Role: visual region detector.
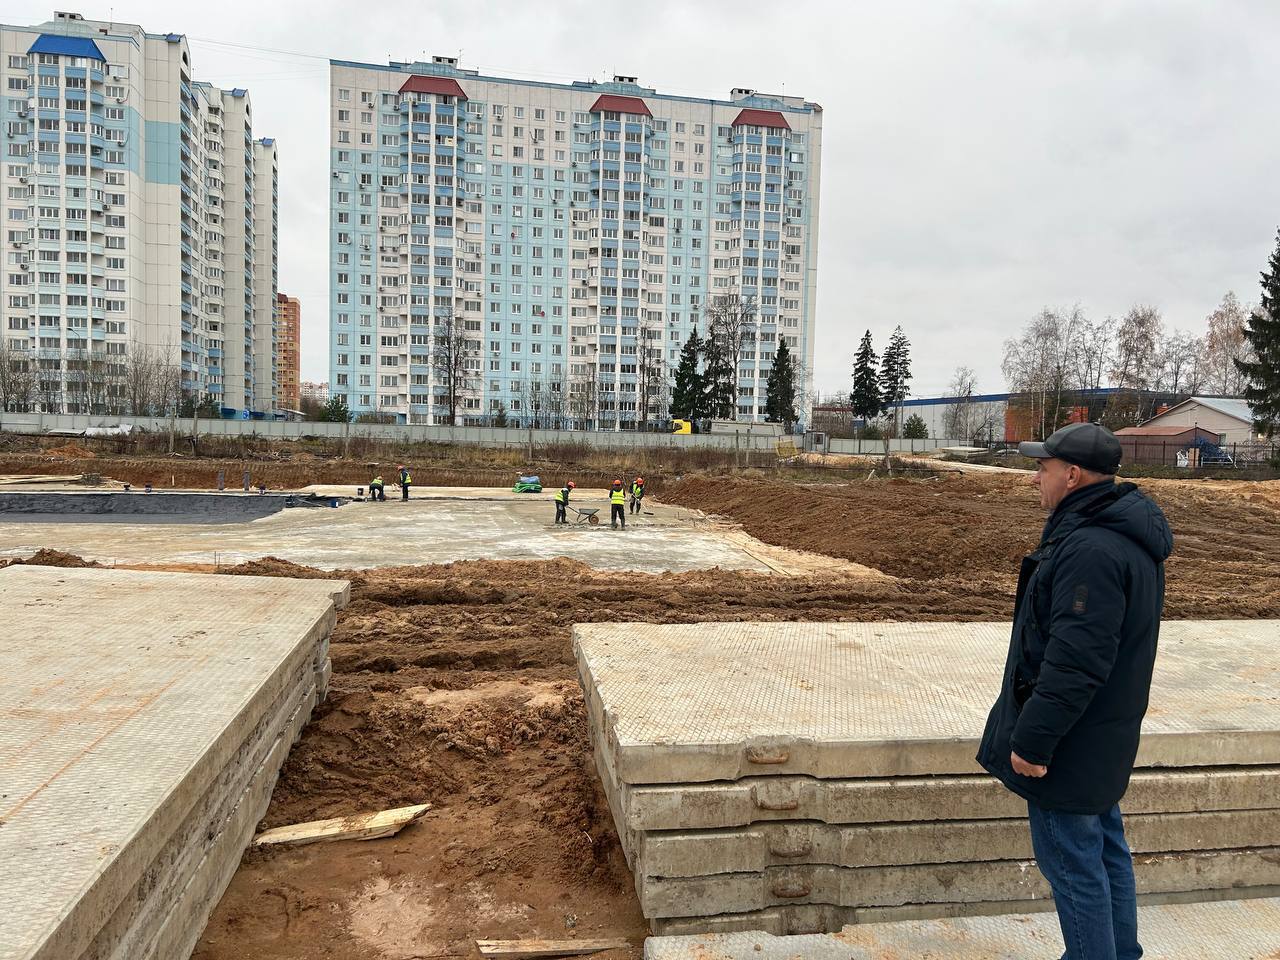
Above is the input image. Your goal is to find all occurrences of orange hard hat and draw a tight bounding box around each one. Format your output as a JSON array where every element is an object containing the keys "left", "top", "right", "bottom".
[
  {"left": 636, "top": 476, "right": 645, "bottom": 483},
  {"left": 613, "top": 479, "right": 622, "bottom": 485},
  {"left": 567, "top": 481, "right": 576, "bottom": 489}
]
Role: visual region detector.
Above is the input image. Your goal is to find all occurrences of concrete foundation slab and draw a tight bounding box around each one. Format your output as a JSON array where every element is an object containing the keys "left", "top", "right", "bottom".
[
  {"left": 637, "top": 848, "right": 1280, "bottom": 919},
  {"left": 637, "top": 808, "right": 1280, "bottom": 878},
  {"left": 618, "top": 766, "right": 1280, "bottom": 832},
  {"left": 0, "top": 498, "right": 769, "bottom": 573},
  {"left": 575, "top": 621, "right": 1280, "bottom": 784},
  {"left": 0, "top": 566, "right": 347, "bottom": 960},
  {"left": 643, "top": 896, "right": 1280, "bottom": 959}
]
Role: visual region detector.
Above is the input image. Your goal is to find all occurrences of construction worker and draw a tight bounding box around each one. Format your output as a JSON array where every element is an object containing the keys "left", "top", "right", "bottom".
[
  {"left": 554, "top": 480, "right": 576, "bottom": 524},
  {"left": 610, "top": 479, "right": 627, "bottom": 529},
  {"left": 629, "top": 476, "right": 646, "bottom": 515},
  {"left": 369, "top": 475, "right": 385, "bottom": 502},
  {"left": 398, "top": 464, "right": 412, "bottom": 501}
]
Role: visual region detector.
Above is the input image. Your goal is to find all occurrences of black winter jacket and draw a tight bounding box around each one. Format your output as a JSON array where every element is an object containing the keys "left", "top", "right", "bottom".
[{"left": 976, "top": 480, "right": 1174, "bottom": 813}]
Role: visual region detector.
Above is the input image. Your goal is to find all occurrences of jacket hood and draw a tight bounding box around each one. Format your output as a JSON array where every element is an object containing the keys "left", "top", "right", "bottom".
[{"left": 1089, "top": 483, "right": 1174, "bottom": 563}]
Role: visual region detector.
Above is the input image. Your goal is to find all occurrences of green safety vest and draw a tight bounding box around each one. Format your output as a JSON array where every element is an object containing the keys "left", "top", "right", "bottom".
[
  {"left": 401, "top": 471, "right": 412, "bottom": 483},
  {"left": 611, "top": 489, "right": 625, "bottom": 505},
  {"left": 371, "top": 477, "right": 383, "bottom": 486},
  {"left": 555, "top": 488, "right": 569, "bottom": 503},
  {"left": 631, "top": 483, "right": 643, "bottom": 497}
]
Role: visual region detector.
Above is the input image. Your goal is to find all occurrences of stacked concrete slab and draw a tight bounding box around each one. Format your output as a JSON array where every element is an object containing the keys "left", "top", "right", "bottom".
[
  {"left": 643, "top": 897, "right": 1280, "bottom": 959},
  {"left": 574, "top": 621, "right": 1280, "bottom": 935},
  {"left": 0, "top": 566, "right": 349, "bottom": 960}
]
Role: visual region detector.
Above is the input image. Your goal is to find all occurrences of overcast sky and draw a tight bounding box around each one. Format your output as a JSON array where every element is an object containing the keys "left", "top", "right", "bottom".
[{"left": 12, "top": 1, "right": 1280, "bottom": 397}]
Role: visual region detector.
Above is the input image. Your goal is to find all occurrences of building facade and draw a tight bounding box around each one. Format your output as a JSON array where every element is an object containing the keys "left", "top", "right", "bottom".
[
  {"left": 276, "top": 291, "right": 300, "bottom": 409},
  {"left": 299, "top": 380, "right": 328, "bottom": 404},
  {"left": 0, "top": 11, "right": 278, "bottom": 417},
  {"left": 328, "top": 57, "right": 822, "bottom": 427}
]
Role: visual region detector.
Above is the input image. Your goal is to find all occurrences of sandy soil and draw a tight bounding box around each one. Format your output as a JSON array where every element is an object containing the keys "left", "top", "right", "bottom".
[{"left": 7, "top": 469, "right": 1276, "bottom": 960}]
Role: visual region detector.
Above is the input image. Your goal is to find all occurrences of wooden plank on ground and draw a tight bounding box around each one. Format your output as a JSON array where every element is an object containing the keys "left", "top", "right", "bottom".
[
  {"left": 251, "top": 802, "right": 431, "bottom": 848},
  {"left": 476, "top": 939, "right": 632, "bottom": 957}
]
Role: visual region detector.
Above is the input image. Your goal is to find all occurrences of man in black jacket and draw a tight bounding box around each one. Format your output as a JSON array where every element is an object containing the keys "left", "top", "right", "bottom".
[{"left": 977, "top": 422, "right": 1173, "bottom": 960}]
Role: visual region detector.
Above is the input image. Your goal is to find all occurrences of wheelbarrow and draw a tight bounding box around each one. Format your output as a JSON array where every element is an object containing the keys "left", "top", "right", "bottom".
[{"left": 568, "top": 506, "right": 601, "bottom": 526}]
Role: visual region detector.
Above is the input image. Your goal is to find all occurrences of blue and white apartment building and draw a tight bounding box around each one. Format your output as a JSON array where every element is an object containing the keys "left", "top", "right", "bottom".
[
  {"left": 329, "top": 56, "right": 822, "bottom": 427},
  {"left": 0, "top": 11, "right": 279, "bottom": 417}
]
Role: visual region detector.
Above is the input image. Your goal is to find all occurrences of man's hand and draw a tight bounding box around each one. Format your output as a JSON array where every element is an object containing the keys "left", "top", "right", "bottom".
[{"left": 1011, "top": 751, "right": 1048, "bottom": 778}]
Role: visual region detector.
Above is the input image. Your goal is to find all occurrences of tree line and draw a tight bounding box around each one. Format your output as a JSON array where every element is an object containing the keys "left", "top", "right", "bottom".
[
  {"left": 385, "top": 293, "right": 808, "bottom": 432},
  {"left": 1001, "top": 230, "right": 1280, "bottom": 439}
]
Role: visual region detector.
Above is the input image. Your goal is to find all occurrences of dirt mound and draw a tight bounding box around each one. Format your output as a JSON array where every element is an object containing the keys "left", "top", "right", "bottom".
[
  {"left": 663, "top": 473, "right": 1043, "bottom": 580},
  {"left": 221, "top": 556, "right": 347, "bottom": 580},
  {"left": 660, "top": 474, "right": 1280, "bottom": 619},
  {"left": 1, "top": 549, "right": 100, "bottom": 569},
  {"left": 44, "top": 441, "right": 96, "bottom": 460}
]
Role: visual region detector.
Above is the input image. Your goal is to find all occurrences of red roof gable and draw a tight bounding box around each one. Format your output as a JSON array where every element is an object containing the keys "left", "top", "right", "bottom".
[
  {"left": 731, "top": 108, "right": 791, "bottom": 130},
  {"left": 589, "top": 94, "right": 652, "bottom": 117},
  {"left": 398, "top": 76, "right": 468, "bottom": 100}
]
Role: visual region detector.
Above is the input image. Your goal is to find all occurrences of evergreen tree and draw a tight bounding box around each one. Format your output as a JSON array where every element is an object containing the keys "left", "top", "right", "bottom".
[
  {"left": 702, "top": 336, "right": 736, "bottom": 419},
  {"left": 1237, "top": 229, "right": 1280, "bottom": 435},
  {"left": 319, "top": 395, "right": 351, "bottom": 423},
  {"left": 764, "top": 337, "right": 798, "bottom": 429},
  {"left": 902, "top": 413, "right": 928, "bottom": 440},
  {"left": 670, "top": 327, "right": 706, "bottom": 420},
  {"left": 879, "top": 325, "right": 913, "bottom": 430},
  {"left": 851, "top": 330, "right": 883, "bottom": 426}
]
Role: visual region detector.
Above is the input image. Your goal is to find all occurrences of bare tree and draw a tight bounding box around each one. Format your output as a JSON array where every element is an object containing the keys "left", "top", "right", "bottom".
[
  {"left": 1068, "top": 314, "right": 1114, "bottom": 393},
  {"left": 568, "top": 365, "right": 598, "bottom": 430},
  {"left": 430, "top": 306, "right": 477, "bottom": 426},
  {"left": 1110, "top": 305, "right": 1163, "bottom": 391},
  {"left": 122, "top": 342, "right": 169, "bottom": 416},
  {"left": 704, "top": 293, "right": 757, "bottom": 418},
  {"left": 36, "top": 356, "right": 63, "bottom": 414},
  {"left": 0, "top": 338, "right": 36, "bottom": 414},
  {"left": 544, "top": 376, "right": 568, "bottom": 430},
  {"left": 515, "top": 375, "right": 548, "bottom": 428},
  {"left": 634, "top": 339, "right": 668, "bottom": 431},
  {"left": 1002, "top": 306, "right": 1083, "bottom": 439},
  {"left": 1155, "top": 330, "right": 1203, "bottom": 397},
  {"left": 1202, "top": 291, "right": 1253, "bottom": 395},
  {"left": 944, "top": 365, "right": 980, "bottom": 441}
]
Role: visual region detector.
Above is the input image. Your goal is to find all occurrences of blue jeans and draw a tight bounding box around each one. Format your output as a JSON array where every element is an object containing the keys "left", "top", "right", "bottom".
[{"left": 1027, "top": 802, "right": 1143, "bottom": 960}]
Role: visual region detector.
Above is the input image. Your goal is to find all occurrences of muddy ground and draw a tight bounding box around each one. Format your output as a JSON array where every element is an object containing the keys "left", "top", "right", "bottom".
[{"left": 7, "top": 468, "right": 1276, "bottom": 959}]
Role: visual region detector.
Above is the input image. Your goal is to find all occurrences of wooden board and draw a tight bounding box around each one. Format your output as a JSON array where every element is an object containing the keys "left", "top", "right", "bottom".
[
  {"left": 251, "top": 802, "right": 431, "bottom": 848},
  {"left": 476, "top": 939, "right": 632, "bottom": 957}
]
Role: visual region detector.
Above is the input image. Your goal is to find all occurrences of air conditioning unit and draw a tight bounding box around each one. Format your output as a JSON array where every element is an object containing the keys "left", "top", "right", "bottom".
[
  {"left": 19, "top": 263, "right": 28, "bottom": 271},
  {"left": 18, "top": 176, "right": 28, "bottom": 184}
]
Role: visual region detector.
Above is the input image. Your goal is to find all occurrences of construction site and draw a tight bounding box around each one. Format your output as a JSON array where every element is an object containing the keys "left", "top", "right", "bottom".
[{"left": 2, "top": 435, "right": 1279, "bottom": 960}]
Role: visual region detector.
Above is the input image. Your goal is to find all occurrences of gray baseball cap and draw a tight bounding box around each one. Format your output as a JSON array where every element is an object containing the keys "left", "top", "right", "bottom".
[{"left": 1018, "top": 422, "right": 1122, "bottom": 474}]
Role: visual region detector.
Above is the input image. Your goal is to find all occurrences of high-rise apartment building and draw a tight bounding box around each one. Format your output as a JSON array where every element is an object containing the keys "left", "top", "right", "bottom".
[
  {"left": 328, "top": 57, "right": 821, "bottom": 427},
  {"left": 276, "top": 291, "right": 300, "bottom": 410},
  {"left": 0, "top": 11, "right": 278, "bottom": 417},
  {"left": 299, "top": 380, "right": 328, "bottom": 404}
]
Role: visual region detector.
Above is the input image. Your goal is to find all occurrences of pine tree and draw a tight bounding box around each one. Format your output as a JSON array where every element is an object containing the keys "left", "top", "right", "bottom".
[
  {"left": 702, "top": 336, "right": 736, "bottom": 419},
  {"left": 879, "top": 325, "right": 913, "bottom": 430},
  {"left": 1236, "top": 229, "right": 1280, "bottom": 435},
  {"left": 670, "top": 327, "right": 705, "bottom": 420},
  {"left": 851, "top": 330, "right": 883, "bottom": 426},
  {"left": 764, "top": 337, "right": 798, "bottom": 429},
  {"left": 902, "top": 413, "right": 928, "bottom": 440}
]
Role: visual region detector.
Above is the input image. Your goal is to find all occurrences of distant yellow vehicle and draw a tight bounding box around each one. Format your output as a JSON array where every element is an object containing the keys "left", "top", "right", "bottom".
[{"left": 671, "top": 419, "right": 692, "bottom": 435}]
